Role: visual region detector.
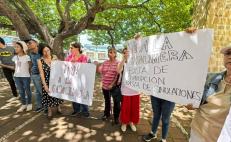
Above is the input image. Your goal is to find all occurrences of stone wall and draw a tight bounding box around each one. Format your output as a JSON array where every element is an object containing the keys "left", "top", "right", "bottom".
[{"left": 192, "top": 0, "right": 231, "bottom": 72}]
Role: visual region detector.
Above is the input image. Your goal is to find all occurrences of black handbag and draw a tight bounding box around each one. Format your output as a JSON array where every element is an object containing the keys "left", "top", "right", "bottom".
[
  {"left": 109, "top": 66, "right": 124, "bottom": 99},
  {"left": 109, "top": 73, "right": 122, "bottom": 99},
  {"left": 110, "top": 85, "right": 121, "bottom": 96}
]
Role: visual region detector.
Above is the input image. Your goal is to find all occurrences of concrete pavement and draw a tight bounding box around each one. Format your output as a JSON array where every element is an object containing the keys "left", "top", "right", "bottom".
[{"left": 0, "top": 77, "right": 193, "bottom": 142}]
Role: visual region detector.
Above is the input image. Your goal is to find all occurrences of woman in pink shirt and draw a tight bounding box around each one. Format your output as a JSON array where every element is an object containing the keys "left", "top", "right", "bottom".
[
  {"left": 65, "top": 42, "right": 90, "bottom": 117},
  {"left": 98, "top": 47, "right": 121, "bottom": 124}
]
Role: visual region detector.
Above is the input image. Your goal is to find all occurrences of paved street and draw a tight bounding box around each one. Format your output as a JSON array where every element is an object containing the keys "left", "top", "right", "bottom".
[{"left": 0, "top": 76, "right": 194, "bottom": 142}]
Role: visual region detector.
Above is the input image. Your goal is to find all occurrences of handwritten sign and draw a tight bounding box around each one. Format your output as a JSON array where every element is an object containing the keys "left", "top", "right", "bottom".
[
  {"left": 123, "top": 29, "right": 213, "bottom": 107},
  {"left": 49, "top": 61, "right": 96, "bottom": 106},
  {"left": 217, "top": 107, "right": 231, "bottom": 142}
]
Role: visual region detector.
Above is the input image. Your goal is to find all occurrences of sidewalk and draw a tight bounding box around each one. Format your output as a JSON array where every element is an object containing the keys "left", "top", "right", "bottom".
[{"left": 0, "top": 76, "right": 193, "bottom": 142}]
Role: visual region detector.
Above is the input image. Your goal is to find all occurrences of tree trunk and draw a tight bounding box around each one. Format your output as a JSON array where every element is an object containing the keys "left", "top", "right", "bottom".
[
  {"left": 0, "top": 0, "right": 30, "bottom": 40},
  {"left": 51, "top": 36, "right": 65, "bottom": 60}
]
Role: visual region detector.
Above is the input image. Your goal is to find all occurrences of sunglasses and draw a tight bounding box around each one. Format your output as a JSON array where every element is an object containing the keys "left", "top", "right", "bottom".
[{"left": 224, "top": 51, "right": 231, "bottom": 56}]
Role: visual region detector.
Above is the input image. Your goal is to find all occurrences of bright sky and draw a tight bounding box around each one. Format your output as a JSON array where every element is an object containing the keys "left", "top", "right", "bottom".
[{"left": 80, "top": 34, "right": 92, "bottom": 45}]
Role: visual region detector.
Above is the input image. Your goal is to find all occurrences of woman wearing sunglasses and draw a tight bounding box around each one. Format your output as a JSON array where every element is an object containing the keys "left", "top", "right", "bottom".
[{"left": 98, "top": 47, "right": 121, "bottom": 124}]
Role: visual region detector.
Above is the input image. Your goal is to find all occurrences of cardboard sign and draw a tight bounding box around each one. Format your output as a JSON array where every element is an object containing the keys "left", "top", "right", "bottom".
[
  {"left": 123, "top": 29, "right": 213, "bottom": 107},
  {"left": 49, "top": 61, "right": 96, "bottom": 106}
]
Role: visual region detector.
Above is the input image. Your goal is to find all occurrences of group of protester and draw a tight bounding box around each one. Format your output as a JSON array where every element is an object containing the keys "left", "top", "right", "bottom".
[
  {"left": 0, "top": 27, "right": 230, "bottom": 142},
  {"left": 98, "top": 34, "right": 176, "bottom": 142}
]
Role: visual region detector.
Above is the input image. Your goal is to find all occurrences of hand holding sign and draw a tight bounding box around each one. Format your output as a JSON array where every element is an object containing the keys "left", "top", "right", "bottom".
[
  {"left": 44, "top": 84, "right": 50, "bottom": 93},
  {"left": 185, "top": 27, "right": 197, "bottom": 33},
  {"left": 123, "top": 29, "right": 213, "bottom": 108}
]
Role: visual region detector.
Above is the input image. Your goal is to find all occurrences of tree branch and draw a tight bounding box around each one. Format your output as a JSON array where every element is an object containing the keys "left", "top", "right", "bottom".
[
  {"left": 64, "top": 0, "right": 76, "bottom": 20},
  {"left": 142, "top": 6, "right": 162, "bottom": 32},
  {"left": 0, "top": 0, "right": 30, "bottom": 39},
  {"left": 107, "top": 30, "right": 114, "bottom": 48},
  {"left": 56, "top": 0, "right": 65, "bottom": 21},
  {"left": 83, "top": 0, "right": 90, "bottom": 11},
  {"left": 103, "top": 0, "right": 151, "bottom": 10},
  {"left": 56, "top": 0, "right": 77, "bottom": 34},
  {"left": 0, "top": 13, "right": 6, "bottom": 16},
  {"left": 87, "top": 24, "right": 113, "bottom": 30},
  {"left": 16, "top": 0, "right": 53, "bottom": 44},
  {"left": 0, "top": 23, "right": 14, "bottom": 30},
  {"left": 60, "top": 0, "right": 150, "bottom": 39}
]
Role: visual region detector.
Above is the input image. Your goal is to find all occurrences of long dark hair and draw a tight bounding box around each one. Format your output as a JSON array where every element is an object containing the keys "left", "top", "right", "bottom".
[
  {"left": 122, "top": 47, "right": 128, "bottom": 54},
  {"left": 70, "top": 42, "right": 83, "bottom": 54},
  {"left": 38, "top": 43, "right": 52, "bottom": 56},
  {"left": 15, "top": 42, "right": 24, "bottom": 50}
]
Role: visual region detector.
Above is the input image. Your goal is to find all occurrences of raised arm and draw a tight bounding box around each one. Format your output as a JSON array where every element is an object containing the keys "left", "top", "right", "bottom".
[
  {"left": 117, "top": 49, "right": 129, "bottom": 73},
  {"left": 117, "top": 59, "right": 126, "bottom": 74}
]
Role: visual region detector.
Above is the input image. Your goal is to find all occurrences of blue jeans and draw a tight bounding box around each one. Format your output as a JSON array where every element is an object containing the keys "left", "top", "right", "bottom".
[
  {"left": 31, "top": 74, "right": 43, "bottom": 109},
  {"left": 14, "top": 77, "right": 32, "bottom": 105},
  {"left": 151, "top": 96, "right": 175, "bottom": 139},
  {"left": 72, "top": 102, "right": 89, "bottom": 115}
]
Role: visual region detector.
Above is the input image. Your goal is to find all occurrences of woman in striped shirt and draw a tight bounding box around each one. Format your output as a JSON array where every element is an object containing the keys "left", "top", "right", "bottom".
[{"left": 98, "top": 47, "right": 121, "bottom": 124}]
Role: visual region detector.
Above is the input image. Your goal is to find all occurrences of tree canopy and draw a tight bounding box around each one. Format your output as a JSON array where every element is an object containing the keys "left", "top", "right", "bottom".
[{"left": 0, "top": 0, "right": 195, "bottom": 57}]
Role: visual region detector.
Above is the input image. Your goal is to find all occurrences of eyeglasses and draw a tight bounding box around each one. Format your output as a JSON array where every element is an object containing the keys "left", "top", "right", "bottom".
[{"left": 224, "top": 51, "right": 231, "bottom": 56}]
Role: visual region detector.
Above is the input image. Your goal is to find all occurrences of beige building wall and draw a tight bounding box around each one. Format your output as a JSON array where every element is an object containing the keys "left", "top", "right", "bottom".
[{"left": 192, "top": 0, "right": 231, "bottom": 72}]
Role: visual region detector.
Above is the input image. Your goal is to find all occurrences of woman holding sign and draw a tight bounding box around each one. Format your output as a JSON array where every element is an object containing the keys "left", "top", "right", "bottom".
[
  {"left": 65, "top": 42, "right": 90, "bottom": 118},
  {"left": 117, "top": 34, "right": 141, "bottom": 132},
  {"left": 38, "top": 43, "right": 63, "bottom": 119}
]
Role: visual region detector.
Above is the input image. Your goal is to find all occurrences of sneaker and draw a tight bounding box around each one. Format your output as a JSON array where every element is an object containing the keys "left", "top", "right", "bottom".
[
  {"left": 101, "top": 115, "right": 110, "bottom": 121},
  {"left": 70, "top": 111, "right": 78, "bottom": 116},
  {"left": 26, "top": 104, "right": 33, "bottom": 111},
  {"left": 121, "top": 124, "right": 127, "bottom": 132},
  {"left": 114, "top": 118, "right": 119, "bottom": 125},
  {"left": 34, "top": 107, "right": 44, "bottom": 113},
  {"left": 159, "top": 139, "right": 167, "bottom": 142},
  {"left": 82, "top": 112, "right": 90, "bottom": 118},
  {"left": 129, "top": 123, "right": 136, "bottom": 132},
  {"left": 143, "top": 133, "right": 157, "bottom": 142},
  {"left": 17, "top": 105, "right": 27, "bottom": 113}
]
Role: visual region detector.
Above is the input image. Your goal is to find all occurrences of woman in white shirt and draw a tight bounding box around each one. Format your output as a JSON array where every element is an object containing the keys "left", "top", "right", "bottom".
[{"left": 12, "top": 41, "right": 32, "bottom": 112}]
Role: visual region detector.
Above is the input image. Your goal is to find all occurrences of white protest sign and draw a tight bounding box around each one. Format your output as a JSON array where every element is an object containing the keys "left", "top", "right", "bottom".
[
  {"left": 49, "top": 61, "right": 96, "bottom": 106},
  {"left": 217, "top": 107, "right": 231, "bottom": 142},
  {"left": 123, "top": 29, "right": 213, "bottom": 108}
]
